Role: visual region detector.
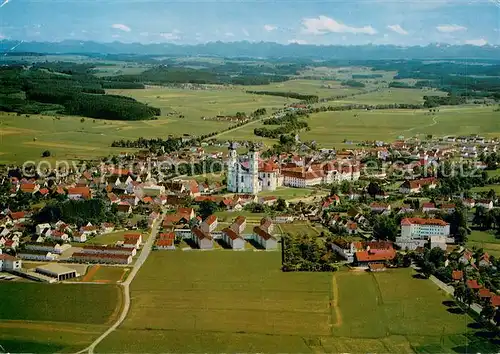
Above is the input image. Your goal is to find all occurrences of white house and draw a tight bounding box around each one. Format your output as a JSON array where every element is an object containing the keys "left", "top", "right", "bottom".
[
  {"left": 397, "top": 218, "right": 451, "bottom": 250},
  {"left": 229, "top": 216, "right": 247, "bottom": 235},
  {"left": 200, "top": 215, "right": 218, "bottom": 234},
  {"left": 191, "top": 227, "right": 213, "bottom": 249},
  {"left": 0, "top": 250, "right": 22, "bottom": 271},
  {"left": 252, "top": 224, "right": 278, "bottom": 250},
  {"left": 476, "top": 200, "right": 494, "bottom": 210},
  {"left": 72, "top": 232, "right": 87, "bottom": 243},
  {"left": 35, "top": 223, "right": 51, "bottom": 235},
  {"left": 222, "top": 228, "right": 245, "bottom": 250}
]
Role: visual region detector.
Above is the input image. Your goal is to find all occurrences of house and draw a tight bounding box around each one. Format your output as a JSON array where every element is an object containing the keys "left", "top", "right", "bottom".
[
  {"left": 178, "top": 207, "right": 196, "bottom": 220},
  {"left": 440, "top": 203, "right": 456, "bottom": 213},
  {"left": 35, "top": 223, "right": 51, "bottom": 235},
  {"left": 101, "top": 223, "right": 115, "bottom": 234},
  {"left": 50, "top": 230, "right": 69, "bottom": 242},
  {"left": 221, "top": 227, "right": 245, "bottom": 250},
  {"left": 0, "top": 250, "right": 22, "bottom": 271},
  {"left": 370, "top": 202, "right": 391, "bottom": 213},
  {"left": 399, "top": 177, "right": 437, "bottom": 194},
  {"left": 491, "top": 295, "right": 500, "bottom": 308},
  {"left": 274, "top": 215, "right": 294, "bottom": 224},
  {"left": 67, "top": 187, "right": 92, "bottom": 200},
  {"left": 354, "top": 247, "right": 396, "bottom": 266},
  {"left": 422, "top": 203, "right": 438, "bottom": 213},
  {"left": 229, "top": 216, "right": 247, "bottom": 235},
  {"left": 476, "top": 199, "right": 494, "bottom": 210},
  {"left": 466, "top": 279, "right": 482, "bottom": 290},
  {"left": 429, "top": 235, "right": 447, "bottom": 251},
  {"left": 191, "top": 226, "right": 213, "bottom": 249},
  {"left": 80, "top": 225, "right": 99, "bottom": 237},
  {"left": 451, "top": 270, "right": 463, "bottom": 281},
  {"left": 117, "top": 204, "right": 132, "bottom": 215},
  {"left": 345, "top": 221, "right": 358, "bottom": 235},
  {"left": 10, "top": 211, "right": 26, "bottom": 223},
  {"left": 123, "top": 233, "right": 142, "bottom": 249},
  {"left": 397, "top": 218, "right": 451, "bottom": 250},
  {"left": 459, "top": 250, "right": 474, "bottom": 265},
  {"left": 200, "top": 215, "right": 218, "bottom": 234},
  {"left": 463, "top": 199, "right": 476, "bottom": 208},
  {"left": 155, "top": 232, "right": 175, "bottom": 250},
  {"left": 479, "top": 253, "right": 491, "bottom": 267},
  {"left": 252, "top": 219, "right": 278, "bottom": 250},
  {"left": 72, "top": 232, "right": 87, "bottom": 243}
]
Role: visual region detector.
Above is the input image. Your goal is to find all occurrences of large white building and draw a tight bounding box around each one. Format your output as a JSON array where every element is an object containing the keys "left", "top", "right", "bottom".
[
  {"left": 227, "top": 144, "right": 281, "bottom": 194},
  {"left": 397, "top": 218, "right": 452, "bottom": 250}
]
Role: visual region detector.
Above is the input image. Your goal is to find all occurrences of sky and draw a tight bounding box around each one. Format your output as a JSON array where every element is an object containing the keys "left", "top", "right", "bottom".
[{"left": 0, "top": 0, "right": 499, "bottom": 46}]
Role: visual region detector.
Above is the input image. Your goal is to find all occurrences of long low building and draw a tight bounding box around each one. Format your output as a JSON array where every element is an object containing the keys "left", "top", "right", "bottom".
[
  {"left": 17, "top": 250, "right": 58, "bottom": 261},
  {"left": 25, "top": 243, "right": 70, "bottom": 254},
  {"left": 35, "top": 263, "right": 79, "bottom": 281},
  {"left": 81, "top": 245, "right": 136, "bottom": 257},
  {"left": 71, "top": 252, "right": 132, "bottom": 265}
]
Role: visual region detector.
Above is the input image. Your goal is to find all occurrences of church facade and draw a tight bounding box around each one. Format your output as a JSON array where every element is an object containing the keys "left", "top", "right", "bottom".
[{"left": 227, "top": 144, "right": 280, "bottom": 194}]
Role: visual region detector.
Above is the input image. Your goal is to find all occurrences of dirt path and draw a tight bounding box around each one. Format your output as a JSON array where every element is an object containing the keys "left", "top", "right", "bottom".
[
  {"left": 82, "top": 265, "right": 100, "bottom": 282},
  {"left": 330, "top": 274, "right": 343, "bottom": 328}
]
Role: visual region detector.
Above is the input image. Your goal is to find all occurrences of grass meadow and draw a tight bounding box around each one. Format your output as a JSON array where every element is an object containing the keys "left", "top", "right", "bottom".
[
  {"left": 0, "top": 282, "right": 122, "bottom": 352},
  {"left": 96, "top": 252, "right": 497, "bottom": 353}
]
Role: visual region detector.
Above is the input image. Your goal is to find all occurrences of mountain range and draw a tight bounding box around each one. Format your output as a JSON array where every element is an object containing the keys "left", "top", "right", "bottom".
[{"left": 1, "top": 40, "right": 500, "bottom": 60}]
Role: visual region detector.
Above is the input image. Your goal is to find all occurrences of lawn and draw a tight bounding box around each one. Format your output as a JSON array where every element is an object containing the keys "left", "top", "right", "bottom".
[
  {"left": 87, "top": 230, "right": 148, "bottom": 246},
  {"left": 81, "top": 265, "right": 131, "bottom": 283},
  {"left": 467, "top": 230, "right": 500, "bottom": 257},
  {"left": 470, "top": 184, "right": 500, "bottom": 194},
  {"left": 258, "top": 187, "right": 316, "bottom": 200},
  {"left": 278, "top": 222, "right": 320, "bottom": 236},
  {"left": 96, "top": 253, "right": 498, "bottom": 353},
  {"left": 0, "top": 282, "right": 122, "bottom": 352}
]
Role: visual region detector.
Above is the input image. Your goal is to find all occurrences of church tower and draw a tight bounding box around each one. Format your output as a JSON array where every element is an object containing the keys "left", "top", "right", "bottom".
[
  {"left": 227, "top": 142, "right": 238, "bottom": 192},
  {"left": 248, "top": 144, "right": 260, "bottom": 194}
]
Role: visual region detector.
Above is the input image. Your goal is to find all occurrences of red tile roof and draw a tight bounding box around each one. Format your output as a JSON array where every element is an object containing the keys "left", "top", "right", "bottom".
[
  {"left": 355, "top": 249, "right": 396, "bottom": 262},
  {"left": 452, "top": 270, "right": 463, "bottom": 281},
  {"left": 491, "top": 295, "right": 500, "bottom": 307},
  {"left": 124, "top": 233, "right": 141, "bottom": 240},
  {"left": 67, "top": 187, "right": 91, "bottom": 199},
  {"left": 401, "top": 218, "right": 448, "bottom": 226},
  {"left": 234, "top": 216, "right": 246, "bottom": 225},
  {"left": 466, "top": 279, "right": 482, "bottom": 289},
  {"left": 479, "top": 288, "right": 492, "bottom": 298},
  {"left": 253, "top": 225, "right": 274, "bottom": 241},
  {"left": 10, "top": 211, "right": 25, "bottom": 220},
  {"left": 222, "top": 227, "right": 242, "bottom": 240},
  {"left": 192, "top": 227, "right": 212, "bottom": 240},
  {"left": 204, "top": 215, "right": 217, "bottom": 226},
  {"left": 156, "top": 239, "right": 174, "bottom": 247},
  {"left": 159, "top": 232, "right": 175, "bottom": 240}
]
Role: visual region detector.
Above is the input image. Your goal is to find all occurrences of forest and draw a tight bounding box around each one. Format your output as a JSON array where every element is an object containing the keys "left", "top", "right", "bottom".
[
  {"left": 246, "top": 90, "right": 319, "bottom": 103},
  {"left": 0, "top": 64, "right": 160, "bottom": 120}
]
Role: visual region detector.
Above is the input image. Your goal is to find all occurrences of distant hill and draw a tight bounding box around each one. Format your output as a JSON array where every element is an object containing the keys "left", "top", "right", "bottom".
[{"left": 1, "top": 40, "right": 500, "bottom": 60}]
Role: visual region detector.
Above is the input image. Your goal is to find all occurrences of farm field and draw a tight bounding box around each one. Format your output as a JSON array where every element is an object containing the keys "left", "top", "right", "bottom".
[
  {"left": 96, "top": 252, "right": 496, "bottom": 353},
  {"left": 245, "top": 79, "right": 365, "bottom": 99},
  {"left": 333, "top": 87, "right": 448, "bottom": 105},
  {"left": 300, "top": 106, "right": 500, "bottom": 148},
  {"left": 467, "top": 230, "right": 500, "bottom": 257},
  {"left": 278, "top": 222, "right": 320, "bottom": 236},
  {"left": 0, "top": 282, "right": 122, "bottom": 352}
]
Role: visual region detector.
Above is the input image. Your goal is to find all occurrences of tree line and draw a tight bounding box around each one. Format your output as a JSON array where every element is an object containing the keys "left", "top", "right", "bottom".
[{"left": 246, "top": 90, "right": 319, "bottom": 103}]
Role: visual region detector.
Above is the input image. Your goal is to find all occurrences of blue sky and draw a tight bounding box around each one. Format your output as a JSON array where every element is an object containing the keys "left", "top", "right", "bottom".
[{"left": 0, "top": 0, "right": 499, "bottom": 46}]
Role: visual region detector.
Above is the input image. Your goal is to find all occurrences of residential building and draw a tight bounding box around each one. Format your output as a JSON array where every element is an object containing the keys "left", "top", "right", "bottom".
[
  {"left": 399, "top": 177, "right": 437, "bottom": 194},
  {"left": 0, "top": 250, "right": 22, "bottom": 271},
  {"left": 397, "top": 218, "right": 451, "bottom": 250},
  {"left": 156, "top": 232, "right": 176, "bottom": 250},
  {"left": 191, "top": 226, "right": 213, "bottom": 249},
  {"left": 200, "top": 215, "right": 218, "bottom": 234},
  {"left": 221, "top": 228, "right": 245, "bottom": 250}
]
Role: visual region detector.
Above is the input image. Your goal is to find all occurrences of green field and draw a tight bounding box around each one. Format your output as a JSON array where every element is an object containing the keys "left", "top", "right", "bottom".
[
  {"left": 258, "top": 187, "right": 317, "bottom": 200},
  {"left": 0, "top": 282, "right": 122, "bottom": 352},
  {"left": 87, "top": 230, "right": 148, "bottom": 246},
  {"left": 245, "top": 79, "right": 365, "bottom": 99},
  {"left": 467, "top": 230, "right": 500, "bottom": 257},
  {"left": 333, "top": 88, "right": 448, "bottom": 105},
  {"left": 0, "top": 85, "right": 291, "bottom": 163},
  {"left": 97, "top": 252, "right": 496, "bottom": 353},
  {"left": 471, "top": 184, "right": 500, "bottom": 194},
  {"left": 300, "top": 106, "right": 500, "bottom": 147},
  {"left": 278, "top": 222, "right": 320, "bottom": 236}
]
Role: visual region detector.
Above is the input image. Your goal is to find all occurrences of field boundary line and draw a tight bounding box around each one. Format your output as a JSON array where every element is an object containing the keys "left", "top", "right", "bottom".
[
  {"left": 82, "top": 265, "right": 100, "bottom": 282},
  {"left": 330, "top": 274, "right": 342, "bottom": 328}
]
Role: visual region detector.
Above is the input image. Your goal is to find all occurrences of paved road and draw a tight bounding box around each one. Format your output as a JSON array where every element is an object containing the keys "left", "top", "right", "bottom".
[{"left": 75, "top": 213, "right": 163, "bottom": 354}]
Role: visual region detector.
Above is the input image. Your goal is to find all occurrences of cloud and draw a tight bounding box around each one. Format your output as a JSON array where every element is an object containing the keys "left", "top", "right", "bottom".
[
  {"left": 302, "top": 16, "right": 377, "bottom": 35},
  {"left": 140, "top": 32, "right": 149, "bottom": 37},
  {"left": 160, "top": 32, "right": 180, "bottom": 41},
  {"left": 436, "top": 24, "right": 467, "bottom": 33},
  {"left": 242, "top": 28, "right": 249, "bottom": 37},
  {"left": 0, "top": 33, "right": 5, "bottom": 39},
  {"left": 111, "top": 34, "right": 120, "bottom": 39},
  {"left": 0, "top": 0, "right": 10, "bottom": 8},
  {"left": 464, "top": 38, "right": 488, "bottom": 46},
  {"left": 111, "top": 24, "right": 131, "bottom": 32},
  {"left": 264, "top": 24, "right": 277, "bottom": 32},
  {"left": 225, "top": 32, "right": 235, "bottom": 37},
  {"left": 287, "top": 39, "right": 307, "bottom": 45},
  {"left": 387, "top": 24, "right": 408, "bottom": 35}
]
